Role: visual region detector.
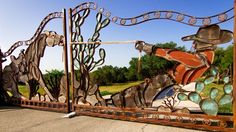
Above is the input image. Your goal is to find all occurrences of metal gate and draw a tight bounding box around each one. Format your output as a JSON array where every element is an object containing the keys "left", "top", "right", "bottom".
[
  {"left": 69, "top": 2, "right": 236, "bottom": 132},
  {"left": 0, "top": 1, "right": 235, "bottom": 132},
  {"left": 0, "top": 9, "right": 70, "bottom": 113}
]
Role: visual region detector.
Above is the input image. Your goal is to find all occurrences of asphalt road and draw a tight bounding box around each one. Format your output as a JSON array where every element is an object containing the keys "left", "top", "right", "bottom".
[{"left": 0, "top": 106, "right": 203, "bottom": 132}]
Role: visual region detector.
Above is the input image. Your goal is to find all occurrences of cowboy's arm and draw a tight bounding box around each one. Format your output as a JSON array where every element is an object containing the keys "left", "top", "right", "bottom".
[{"left": 135, "top": 41, "right": 203, "bottom": 67}]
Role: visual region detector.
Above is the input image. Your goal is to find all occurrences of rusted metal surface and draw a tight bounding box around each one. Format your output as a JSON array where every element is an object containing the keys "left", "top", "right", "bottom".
[
  {"left": 69, "top": 8, "right": 75, "bottom": 111},
  {"left": 62, "top": 8, "right": 70, "bottom": 113},
  {"left": 10, "top": 98, "right": 68, "bottom": 113},
  {"left": 74, "top": 105, "right": 234, "bottom": 132},
  {"left": 0, "top": 49, "right": 2, "bottom": 87}
]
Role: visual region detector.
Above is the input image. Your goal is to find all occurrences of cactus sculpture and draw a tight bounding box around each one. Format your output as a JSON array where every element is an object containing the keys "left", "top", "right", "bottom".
[
  {"left": 177, "top": 66, "right": 233, "bottom": 116},
  {"left": 72, "top": 9, "right": 110, "bottom": 104}
]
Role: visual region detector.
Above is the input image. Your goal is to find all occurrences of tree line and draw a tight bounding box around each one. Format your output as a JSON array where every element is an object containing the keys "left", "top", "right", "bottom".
[
  {"left": 43, "top": 42, "right": 233, "bottom": 86},
  {"left": 90, "top": 42, "right": 233, "bottom": 85}
]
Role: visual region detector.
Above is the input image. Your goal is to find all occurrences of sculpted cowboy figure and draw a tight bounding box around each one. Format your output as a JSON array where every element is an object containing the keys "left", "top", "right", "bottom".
[
  {"left": 135, "top": 24, "right": 233, "bottom": 85},
  {"left": 110, "top": 24, "right": 233, "bottom": 108}
]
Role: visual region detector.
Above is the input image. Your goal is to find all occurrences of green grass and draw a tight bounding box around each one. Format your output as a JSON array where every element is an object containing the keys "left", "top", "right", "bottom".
[
  {"left": 18, "top": 85, "right": 46, "bottom": 98},
  {"left": 99, "top": 81, "right": 143, "bottom": 95},
  {"left": 100, "top": 91, "right": 113, "bottom": 96},
  {"left": 18, "top": 85, "right": 28, "bottom": 97}
]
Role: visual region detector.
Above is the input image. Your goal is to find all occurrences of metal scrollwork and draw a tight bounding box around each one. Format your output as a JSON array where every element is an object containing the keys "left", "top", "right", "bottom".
[
  {"left": 164, "top": 115, "right": 171, "bottom": 121},
  {"left": 202, "top": 119, "right": 211, "bottom": 126},
  {"left": 189, "top": 118, "right": 197, "bottom": 124},
  {"left": 72, "top": 2, "right": 233, "bottom": 27},
  {"left": 218, "top": 120, "right": 227, "bottom": 128},
  {"left": 176, "top": 116, "right": 184, "bottom": 123}
]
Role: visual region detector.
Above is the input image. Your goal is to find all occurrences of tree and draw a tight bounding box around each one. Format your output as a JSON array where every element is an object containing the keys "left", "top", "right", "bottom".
[
  {"left": 221, "top": 45, "right": 233, "bottom": 70},
  {"left": 213, "top": 44, "right": 233, "bottom": 74},
  {"left": 127, "top": 42, "right": 185, "bottom": 80},
  {"left": 213, "top": 47, "right": 225, "bottom": 74},
  {"left": 91, "top": 66, "right": 114, "bottom": 85},
  {"left": 43, "top": 69, "right": 64, "bottom": 100},
  {"left": 125, "top": 58, "right": 139, "bottom": 81},
  {"left": 90, "top": 66, "right": 128, "bottom": 85},
  {"left": 114, "top": 67, "right": 128, "bottom": 83}
]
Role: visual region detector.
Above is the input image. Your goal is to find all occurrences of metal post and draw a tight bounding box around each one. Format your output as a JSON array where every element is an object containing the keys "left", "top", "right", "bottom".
[
  {"left": 233, "top": 0, "right": 236, "bottom": 130},
  {"left": 62, "top": 8, "right": 70, "bottom": 113},
  {"left": 69, "top": 8, "right": 75, "bottom": 111},
  {"left": 0, "top": 49, "right": 3, "bottom": 90}
]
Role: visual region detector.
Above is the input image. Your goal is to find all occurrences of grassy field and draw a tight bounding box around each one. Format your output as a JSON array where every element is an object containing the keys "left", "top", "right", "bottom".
[
  {"left": 99, "top": 81, "right": 143, "bottom": 96},
  {"left": 17, "top": 81, "right": 232, "bottom": 114},
  {"left": 18, "top": 85, "right": 46, "bottom": 98}
]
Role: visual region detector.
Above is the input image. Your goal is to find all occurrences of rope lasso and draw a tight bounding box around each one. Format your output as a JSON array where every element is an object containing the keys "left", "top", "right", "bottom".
[
  {"left": 70, "top": 40, "right": 137, "bottom": 45},
  {"left": 70, "top": 40, "right": 143, "bottom": 73}
]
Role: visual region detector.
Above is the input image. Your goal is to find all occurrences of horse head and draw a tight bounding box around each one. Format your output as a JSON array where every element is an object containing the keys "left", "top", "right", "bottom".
[{"left": 43, "top": 30, "right": 64, "bottom": 47}]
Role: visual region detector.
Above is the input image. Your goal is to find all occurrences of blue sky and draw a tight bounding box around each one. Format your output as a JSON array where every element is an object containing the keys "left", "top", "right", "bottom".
[{"left": 0, "top": 0, "right": 234, "bottom": 73}]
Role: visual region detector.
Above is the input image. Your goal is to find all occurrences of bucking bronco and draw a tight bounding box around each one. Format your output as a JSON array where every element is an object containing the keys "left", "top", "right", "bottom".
[{"left": 7, "top": 30, "right": 64, "bottom": 101}]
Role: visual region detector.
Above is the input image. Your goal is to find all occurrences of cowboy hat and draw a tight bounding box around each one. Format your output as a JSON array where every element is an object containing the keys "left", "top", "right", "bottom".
[{"left": 181, "top": 24, "right": 233, "bottom": 45}]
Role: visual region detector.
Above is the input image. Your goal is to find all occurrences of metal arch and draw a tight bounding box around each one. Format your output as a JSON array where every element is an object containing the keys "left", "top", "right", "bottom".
[
  {"left": 71, "top": 2, "right": 234, "bottom": 27},
  {"left": 3, "top": 12, "right": 63, "bottom": 57}
]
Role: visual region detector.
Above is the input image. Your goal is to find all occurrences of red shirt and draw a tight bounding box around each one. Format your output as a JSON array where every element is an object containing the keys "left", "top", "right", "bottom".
[{"left": 154, "top": 48, "right": 215, "bottom": 85}]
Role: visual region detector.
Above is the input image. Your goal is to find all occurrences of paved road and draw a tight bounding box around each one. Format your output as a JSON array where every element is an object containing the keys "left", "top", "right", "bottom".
[{"left": 0, "top": 106, "right": 203, "bottom": 132}]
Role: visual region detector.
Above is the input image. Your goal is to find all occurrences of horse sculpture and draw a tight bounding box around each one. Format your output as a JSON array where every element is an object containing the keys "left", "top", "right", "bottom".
[{"left": 3, "top": 30, "right": 64, "bottom": 101}]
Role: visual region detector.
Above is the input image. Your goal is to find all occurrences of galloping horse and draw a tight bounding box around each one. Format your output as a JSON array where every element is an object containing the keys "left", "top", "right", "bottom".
[{"left": 11, "top": 30, "right": 64, "bottom": 101}]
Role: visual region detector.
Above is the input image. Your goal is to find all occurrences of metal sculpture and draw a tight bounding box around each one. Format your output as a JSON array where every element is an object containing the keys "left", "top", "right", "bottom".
[
  {"left": 69, "top": 6, "right": 110, "bottom": 105},
  {"left": 111, "top": 75, "right": 174, "bottom": 108},
  {"left": 2, "top": 31, "right": 64, "bottom": 101},
  {"left": 135, "top": 24, "right": 233, "bottom": 115},
  {"left": 70, "top": 2, "right": 235, "bottom": 131},
  {"left": 135, "top": 24, "right": 233, "bottom": 85},
  {"left": 177, "top": 66, "right": 233, "bottom": 116},
  {"left": 71, "top": 2, "right": 234, "bottom": 27},
  {"left": 0, "top": 10, "right": 70, "bottom": 112},
  {"left": 1, "top": 50, "right": 26, "bottom": 99},
  {"left": 0, "top": 1, "right": 234, "bottom": 131}
]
